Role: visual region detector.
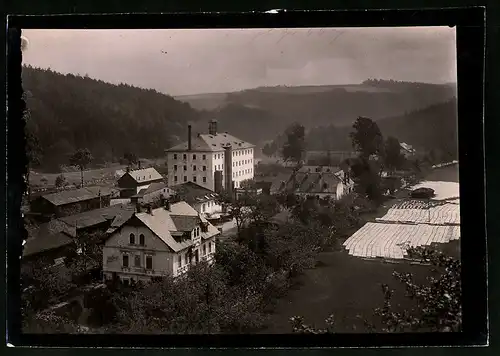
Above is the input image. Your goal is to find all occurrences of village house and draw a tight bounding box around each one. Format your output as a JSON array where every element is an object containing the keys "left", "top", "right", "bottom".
[
  {"left": 130, "top": 182, "right": 175, "bottom": 205},
  {"left": 117, "top": 167, "right": 164, "bottom": 198},
  {"left": 170, "top": 181, "right": 223, "bottom": 219},
  {"left": 271, "top": 166, "right": 354, "bottom": 200},
  {"left": 165, "top": 120, "right": 255, "bottom": 193},
  {"left": 23, "top": 204, "right": 136, "bottom": 266},
  {"left": 30, "top": 186, "right": 113, "bottom": 219},
  {"left": 102, "top": 201, "right": 220, "bottom": 284}
]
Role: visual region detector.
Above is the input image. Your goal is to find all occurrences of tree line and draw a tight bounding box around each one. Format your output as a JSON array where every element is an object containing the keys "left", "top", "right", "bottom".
[{"left": 22, "top": 65, "right": 199, "bottom": 172}]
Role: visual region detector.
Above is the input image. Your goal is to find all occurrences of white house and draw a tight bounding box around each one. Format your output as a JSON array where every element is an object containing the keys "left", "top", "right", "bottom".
[
  {"left": 170, "top": 181, "right": 223, "bottom": 219},
  {"left": 272, "top": 166, "right": 354, "bottom": 200},
  {"left": 102, "top": 201, "right": 220, "bottom": 284},
  {"left": 165, "top": 120, "right": 255, "bottom": 192}
]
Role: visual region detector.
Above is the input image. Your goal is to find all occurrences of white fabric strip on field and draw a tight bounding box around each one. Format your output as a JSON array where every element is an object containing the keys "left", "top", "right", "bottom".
[
  {"left": 411, "top": 181, "right": 460, "bottom": 201},
  {"left": 343, "top": 222, "right": 460, "bottom": 259},
  {"left": 376, "top": 203, "right": 460, "bottom": 225}
]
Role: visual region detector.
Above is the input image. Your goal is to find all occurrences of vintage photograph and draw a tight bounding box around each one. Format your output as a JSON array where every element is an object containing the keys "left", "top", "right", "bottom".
[{"left": 20, "top": 26, "right": 460, "bottom": 335}]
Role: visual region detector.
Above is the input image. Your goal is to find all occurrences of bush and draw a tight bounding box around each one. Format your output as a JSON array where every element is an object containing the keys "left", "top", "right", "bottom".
[{"left": 410, "top": 187, "right": 435, "bottom": 199}]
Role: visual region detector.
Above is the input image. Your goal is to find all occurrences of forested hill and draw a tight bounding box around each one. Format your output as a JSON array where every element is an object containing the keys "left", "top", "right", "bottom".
[
  {"left": 305, "top": 98, "right": 458, "bottom": 160},
  {"left": 22, "top": 66, "right": 200, "bottom": 171}
]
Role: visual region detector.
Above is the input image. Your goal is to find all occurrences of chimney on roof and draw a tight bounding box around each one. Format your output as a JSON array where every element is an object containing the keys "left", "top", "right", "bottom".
[
  {"left": 188, "top": 125, "right": 192, "bottom": 151},
  {"left": 209, "top": 120, "right": 218, "bottom": 135},
  {"left": 126, "top": 166, "right": 131, "bottom": 173}
]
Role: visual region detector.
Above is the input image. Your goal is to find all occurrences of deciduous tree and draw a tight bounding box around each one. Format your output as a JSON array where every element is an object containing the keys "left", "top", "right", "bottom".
[{"left": 69, "top": 148, "right": 93, "bottom": 187}]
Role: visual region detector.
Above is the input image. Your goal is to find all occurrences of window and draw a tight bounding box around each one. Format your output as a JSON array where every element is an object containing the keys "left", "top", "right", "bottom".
[
  {"left": 193, "top": 154, "right": 197, "bottom": 160},
  {"left": 174, "top": 165, "right": 177, "bottom": 171},
  {"left": 129, "top": 233, "right": 135, "bottom": 244},
  {"left": 209, "top": 242, "right": 212, "bottom": 253},
  {"left": 178, "top": 255, "right": 182, "bottom": 267},
  {"left": 222, "top": 164, "right": 224, "bottom": 170},
  {"left": 174, "top": 176, "right": 178, "bottom": 182},
  {"left": 203, "top": 244, "right": 206, "bottom": 255},
  {"left": 202, "top": 154, "right": 206, "bottom": 160},
  {"left": 184, "top": 176, "right": 187, "bottom": 182},
  {"left": 202, "top": 203, "right": 205, "bottom": 212},
  {"left": 203, "top": 166, "right": 207, "bottom": 171},
  {"left": 185, "top": 254, "right": 189, "bottom": 264},
  {"left": 193, "top": 176, "right": 197, "bottom": 183},
  {"left": 123, "top": 278, "right": 130, "bottom": 286},
  {"left": 184, "top": 165, "right": 187, "bottom": 171},
  {"left": 233, "top": 172, "right": 235, "bottom": 178},
  {"left": 134, "top": 255, "right": 141, "bottom": 267},
  {"left": 139, "top": 234, "right": 145, "bottom": 246},
  {"left": 123, "top": 255, "right": 129, "bottom": 268},
  {"left": 174, "top": 154, "right": 177, "bottom": 160},
  {"left": 193, "top": 165, "right": 197, "bottom": 171},
  {"left": 183, "top": 154, "right": 187, "bottom": 160},
  {"left": 197, "top": 227, "right": 200, "bottom": 236},
  {"left": 146, "top": 256, "right": 153, "bottom": 270},
  {"left": 203, "top": 177, "right": 207, "bottom": 183}
]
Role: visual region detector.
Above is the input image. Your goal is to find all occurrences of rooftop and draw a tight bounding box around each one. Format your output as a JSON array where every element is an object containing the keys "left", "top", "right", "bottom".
[
  {"left": 119, "top": 167, "right": 163, "bottom": 184},
  {"left": 59, "top": 203, "right": 135, "bottom": 230},
  {"left": 23, "top": 219, "right": 77, "bottom": 257},
  {"left": 172, "top": 181, "right": 219, "bottom": 205},
  {"left": 40, "top": 186, "right": 113, "bottom": 206},
  {"left": 129, "top": 201, "right": 220, "bottom": 252},
  {"left": 166, "top": 132, "right": 255, "bottom": 152},
  {"left": 132, "top": 182, "right": 169, "bottom": 198}
]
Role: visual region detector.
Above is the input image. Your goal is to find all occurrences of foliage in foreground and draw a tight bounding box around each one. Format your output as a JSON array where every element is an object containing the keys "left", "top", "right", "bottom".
[{"left": 290, "top": 246, "right": 461, "bottom": 333}]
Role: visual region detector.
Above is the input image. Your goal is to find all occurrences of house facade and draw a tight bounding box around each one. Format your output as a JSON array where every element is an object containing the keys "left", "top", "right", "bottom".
[
  {"left": 102, "top": 201, "right": 220, "bottom": 284},
  {"left": 165, "top": 120, "right": 255, "bottom": 192},
  {"left": 117, "top": 167, "right": 164, "bottom": 198}
]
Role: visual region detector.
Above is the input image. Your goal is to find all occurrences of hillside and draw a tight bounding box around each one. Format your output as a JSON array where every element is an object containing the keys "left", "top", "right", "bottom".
[
  {"left": 176, "top": 80, "right": 456, "bottom": 131},
  {"left": 304, "top": 98, "right": 458, "bottom": 160},
  {"left": 22, "top": 66, "right": 201, "bottom": 172}
]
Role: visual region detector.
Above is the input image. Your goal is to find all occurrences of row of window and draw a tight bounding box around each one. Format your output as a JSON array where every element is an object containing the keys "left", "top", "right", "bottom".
[
  {"left": 174, "top": 176, "right": 207, "bottom": 183},
  {"left": 232, "top": 159, "right": 253, "bottom": 167},
  {"left": 136, "top": 174, "right": 153, "bottom": 181},
  {"left": 129, "top": 233, "right": 145, "bottom": 246},
  {"left": 232, "top": 149, "right": 252, "bottom": 157},
  {"left": 177, "top": 242, "right": 213, "bottom": 268},
  {"left": 173, "top": 153, "right": 207, "bottom": 160},
  {"left": 123, "top": 254, "right": 153, "bottom": 270},
  {"left": 232, "top": 168, "right": 252, "bottom": 178},
  {"left": 172, "top": 150, "right": 252, "bottom": 161},
  {"left": 201, "top": 200, "right": 216, "bottom": 212},
  {"left": 174, "top": 165, "right": 209, "bottom": 172}
]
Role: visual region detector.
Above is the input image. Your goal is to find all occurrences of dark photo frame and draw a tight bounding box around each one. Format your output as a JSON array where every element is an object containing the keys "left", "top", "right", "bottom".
[{"left": 5, "top": 7, "right": 487, "bottom": 349}]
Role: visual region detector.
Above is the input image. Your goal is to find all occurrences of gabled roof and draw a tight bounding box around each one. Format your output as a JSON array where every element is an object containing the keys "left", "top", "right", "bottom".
[
  {"left": 119, "top": 168, "right": 163, "bottom": 184},
  {"left": 166, "top": 132, "right": 255, "bottom": 152},
  {"left": 132, "top": 182, "right": 169, "bottom": 198},
  {"left": 113, "top": 201, "right": 220, "bottom": 252},
  {"left": 40, "top": 186, "right": 113, "bottom": 206},
  {"left": 172, "top": 181, "right": 219, "bottom": 205}
]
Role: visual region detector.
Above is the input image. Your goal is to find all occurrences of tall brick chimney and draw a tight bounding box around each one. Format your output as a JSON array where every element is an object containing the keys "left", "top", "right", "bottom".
[
  {"left": 223, "top": 145, "right": 233, "bottom": 195},
  {"left": 188, "top": 125, "right": 192, "bottom": 151},
  {"left": 208, "top": 120, "right": 218, "bottom": 135}
]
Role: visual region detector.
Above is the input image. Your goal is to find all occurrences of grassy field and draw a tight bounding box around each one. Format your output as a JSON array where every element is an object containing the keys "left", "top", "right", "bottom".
[{"left": 261, "top": 250, "right": 439, "bottom": 333}]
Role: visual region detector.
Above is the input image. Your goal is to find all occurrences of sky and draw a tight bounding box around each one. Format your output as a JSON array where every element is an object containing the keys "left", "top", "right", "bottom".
[{"left": 22, "top": 27, "right": 457, "bottom": 97}]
